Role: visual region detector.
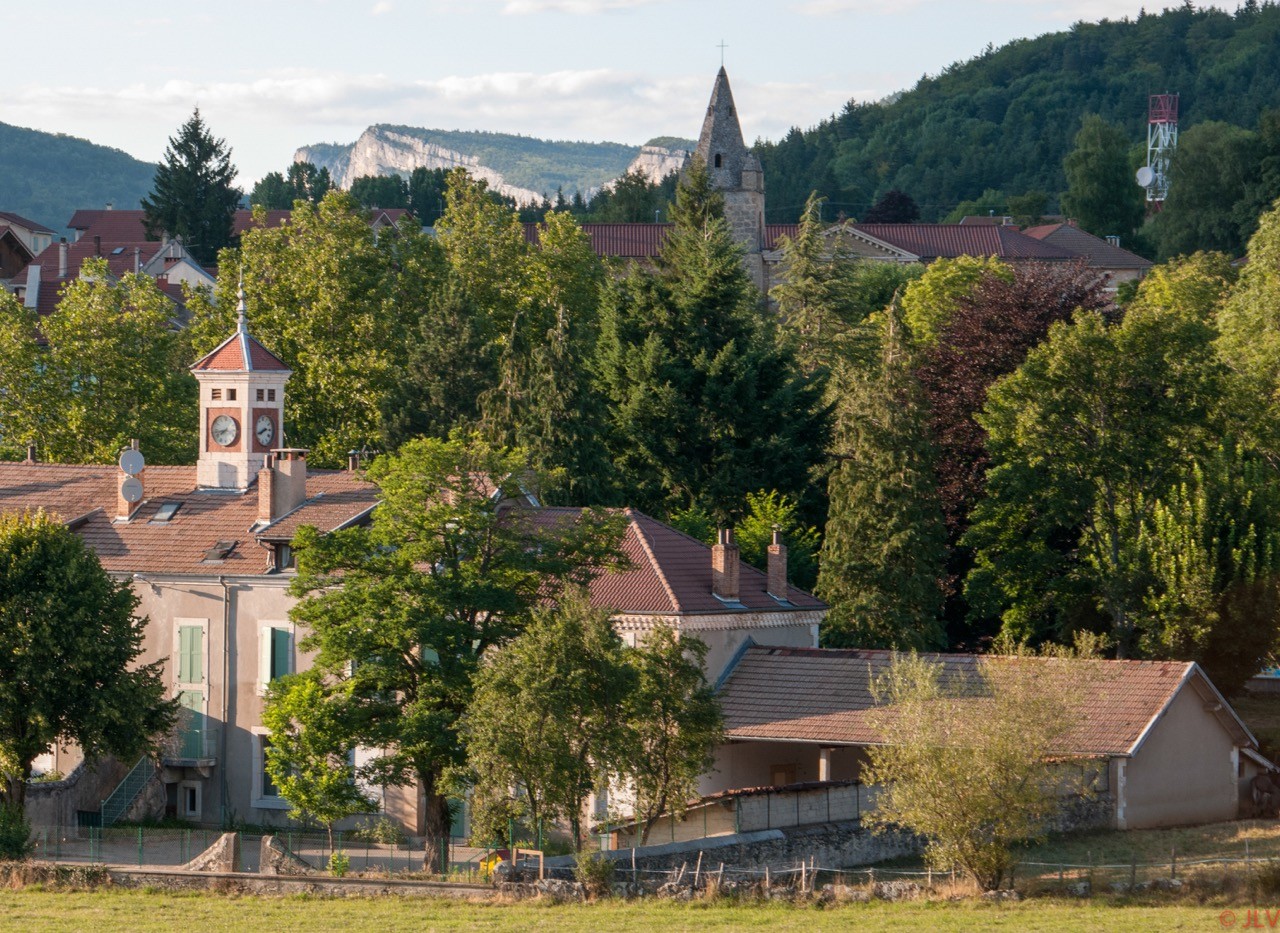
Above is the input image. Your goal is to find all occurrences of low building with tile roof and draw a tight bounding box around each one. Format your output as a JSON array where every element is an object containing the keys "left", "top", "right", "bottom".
[
  {"left": 712, "top": 645, "right": 1269, "bottom": 830},
  {"left": 1022, "top": 221, "right": 1154, "bottom": 290}
]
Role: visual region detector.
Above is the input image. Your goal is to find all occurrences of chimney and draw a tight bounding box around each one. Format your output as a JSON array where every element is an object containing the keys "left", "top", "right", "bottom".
[
  {"left": 274, "top": 448, "right": 309, "bottom": 517},
  {"left": 711, "top": 528, "right": 740, "bottom": 602},
  {"left": 93, "top": 235, "right": 101, "bottom": 257},
  {"left": 257, "top": 454, "right": 276, "bottom": 525},
  {"left": 347, "top": 450, "right": 360, "bottom": 472},
  {"left": 134, "top": 247, "right": 142, "bottom": 274},
  {"left": 767, "top": 526, "right": 789, "bottom": 600},
  {"left": 105, "top": 201, "right": 114, "bottom": 211},
  {"left": 115, "top": 439, "right": 143, "bottom": 522},
  {"left": 58, "top": 238, "right": 68, "bottom": 278},
  {"left": 22, "top": 265, "right": 39, "bottom": 310},
  {"left": 23, "top": 444, "right": 36, "bottom": 464}
]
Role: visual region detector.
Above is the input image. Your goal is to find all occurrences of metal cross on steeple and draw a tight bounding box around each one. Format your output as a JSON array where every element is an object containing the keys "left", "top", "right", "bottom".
[{"left": 718, "top": 40, "right": 728, "bottom": 67}]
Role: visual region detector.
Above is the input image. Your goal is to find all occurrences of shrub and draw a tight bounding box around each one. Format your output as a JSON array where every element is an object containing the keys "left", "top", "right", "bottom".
[
  {"left": 328, "top": 851, "right": 350, "bottom": 878},
  {"left": 575, "top": 850, "right": 615, "bottom": 898},
  {"left": 0, "top": 804, "right": 31, "bottom": 860}
]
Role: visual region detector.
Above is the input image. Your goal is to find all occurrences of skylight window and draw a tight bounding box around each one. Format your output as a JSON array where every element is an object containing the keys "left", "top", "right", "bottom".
[
  {"left": 202, "top": 540, "right": 237, "bottom": 562},
  {"left": 111, "top": 247, "right": 125, "bottom": 255},
  {"left": 150, "top": 502, "right": 182, "bottom": 523}
]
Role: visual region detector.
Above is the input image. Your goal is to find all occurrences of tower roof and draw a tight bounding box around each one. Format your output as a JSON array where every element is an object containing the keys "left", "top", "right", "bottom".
[
  {"left": 190, "top": 283, "right": 290, "bottom": 373},
  {"left": 695, "top": 66, "right": 749, "bottom": 190}
]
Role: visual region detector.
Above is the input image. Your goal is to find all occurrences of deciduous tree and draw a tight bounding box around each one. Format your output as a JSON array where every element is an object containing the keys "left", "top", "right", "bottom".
[
  {"left": 262, "top": 671, "right": 374, "bottom": 847},
  {"left": 0, "top": 512, "right": 174, "bottom": 821},
  {"left": 1061, "top": 114, "right": 1144, "bottom": 240},
  {"left": 288, "top": 436, "right": 625, "bottom": 870}
]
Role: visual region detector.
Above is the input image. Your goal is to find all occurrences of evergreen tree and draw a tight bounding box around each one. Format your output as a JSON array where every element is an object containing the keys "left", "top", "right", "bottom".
[
  {"left": 817, "top": 304, "right": 948, "bottom": 649},
  {"left": 349, "top": 173, "right": 408, "bottom": 209},
  {"left": 141, "top": 108, "right": 241, "bottom": 265},
  {"left": 593, "top": 159, "right": 828, "bottom": 520},
  {"left": 1060, "top": 114, "right": 1144, "bottom": 239},
  {"left": 864, "top": 189, "right": 921, "bottom": 223}
]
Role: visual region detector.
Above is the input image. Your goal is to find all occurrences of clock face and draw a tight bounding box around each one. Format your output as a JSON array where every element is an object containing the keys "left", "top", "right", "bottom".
[
  {"left": 255, "top": 414, "right": 275, "bottom": 446},
  {"left": 210, "top": 414, "right": 239, "bottom": 447}
]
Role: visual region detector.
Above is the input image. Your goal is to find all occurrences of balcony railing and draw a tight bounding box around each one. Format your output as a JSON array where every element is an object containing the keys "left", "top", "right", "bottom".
[{"left": 160, "top": 725, "right": 220, "bottom": 767}]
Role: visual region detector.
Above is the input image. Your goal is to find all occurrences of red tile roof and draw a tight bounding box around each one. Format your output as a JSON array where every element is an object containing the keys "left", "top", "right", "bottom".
[
  {"left": 26, "top": 239, "right": 182, "bottom": 316},
  {"left": 719, "top": 646, "right": 1252, "bottom": 757},
  {"left": 570, "top": 508, "right": 824, "bottom": 616},
  {"left": 1022, "top": 223, "right": 1153, "bottom": 271},
  {"left": 0, "top": 462, "right": 377, "bottom": 575},
  {"left": 190, "top": 326, "right": 290, "bottom": 373},
  {"left": 67, "top": 208, "right": 412, "bottom": 241},
  {"left": 852, "top": 224, "right": 1074, "bottom": 262},
  {"left": 522, "top": 222, "right": 798, "bottom": 259}
]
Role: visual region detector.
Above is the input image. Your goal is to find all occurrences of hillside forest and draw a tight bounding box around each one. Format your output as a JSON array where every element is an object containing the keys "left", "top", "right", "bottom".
[{"left": 6, "top": 147, "right": 1280, "bottom": 697}]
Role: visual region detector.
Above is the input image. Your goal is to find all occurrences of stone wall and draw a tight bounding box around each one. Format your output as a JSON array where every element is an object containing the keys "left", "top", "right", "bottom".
[
  {"left": 25, "top": 758, "right": 130, "bottom": 830},
  {"left": 558, "top": 820, "right": 920, "bottom": 878}
]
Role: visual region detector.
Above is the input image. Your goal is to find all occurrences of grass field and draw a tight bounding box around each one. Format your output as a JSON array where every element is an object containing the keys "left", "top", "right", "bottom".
[{"left": 0, "top": 890, "right": 1253, "bottom": 932}]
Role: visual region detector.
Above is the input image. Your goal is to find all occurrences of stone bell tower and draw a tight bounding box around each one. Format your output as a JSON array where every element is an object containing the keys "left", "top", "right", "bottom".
[
  {"left": 190, "top": 285, "right": 292, "bottom": 490},
  {"left": 695, "top": 66, "right": 766, "bottom": 289}
]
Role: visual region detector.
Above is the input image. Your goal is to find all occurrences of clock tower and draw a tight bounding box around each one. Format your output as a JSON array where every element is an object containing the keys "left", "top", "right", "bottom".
[{"left": 190, "top": 286, "right": 291, "bottom": 490}]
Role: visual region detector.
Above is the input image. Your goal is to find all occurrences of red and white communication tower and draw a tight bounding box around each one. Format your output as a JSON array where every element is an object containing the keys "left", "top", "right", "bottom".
[{"left": 1137, "top": 93, "right": 1178, "bottom": 208}]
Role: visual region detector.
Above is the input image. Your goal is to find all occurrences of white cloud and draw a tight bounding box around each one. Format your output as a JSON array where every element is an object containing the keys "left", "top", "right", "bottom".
[{"left": 370, "top": 1, "right": 393, "bottom": 14}]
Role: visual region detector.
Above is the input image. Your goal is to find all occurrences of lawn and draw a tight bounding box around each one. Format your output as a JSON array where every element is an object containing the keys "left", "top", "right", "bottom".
[{"left": 0, "top": 890, "right": 1246, "bottom": 932}]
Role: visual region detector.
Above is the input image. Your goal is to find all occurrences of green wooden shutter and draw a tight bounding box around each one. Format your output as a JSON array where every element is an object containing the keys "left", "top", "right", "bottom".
[
  {"left": 178, "top": 626, "right": 202, "bottom": 683},
  {"left": 271, "top": 628, "right": 292, "bottom": 681}
]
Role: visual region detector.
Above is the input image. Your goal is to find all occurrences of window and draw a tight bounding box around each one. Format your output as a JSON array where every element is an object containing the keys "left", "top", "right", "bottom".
[
  {"left": 177, "top": 624, "right": 203, "bottom": 684},
  {"left": 276, "top": 544, "right": 295, "bottom": 570},
  {"left": 227, "top": 388, "right": 237, "bottom": 401},
  {"left": 251, "top": 730, "right": 288, "bottom": 809},
  {"left": 256, "top": 389, "right": 265, "bottom": 401},
  {"left": 180, "top": 782, "right": 202, "bottom": 819},
  {"left": 211, "top": 388, "right": 222, "bottom": 401},
  {"left": 714, "top": 153, "right": 722, "bottom": 168},
  {"left": 151, "top": 501, "right": 182, "bottom": 524},
  {"left": 257, "top": 624, "right": 294, "bottom": 695},
  {"left": 268, "top": 389, "right": 276, "bottom": 402}
]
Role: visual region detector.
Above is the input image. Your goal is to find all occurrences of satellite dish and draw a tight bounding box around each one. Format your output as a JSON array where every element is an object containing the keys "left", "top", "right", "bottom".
[
  {"left": 1136, "top": 166, "right": 1155, "bottom": 188},
  {"left": 120, "top": 477, "right": 144, "bottom": 504},
  {"left": 119, "top": 448, "right": 146, "bottom": 476}
]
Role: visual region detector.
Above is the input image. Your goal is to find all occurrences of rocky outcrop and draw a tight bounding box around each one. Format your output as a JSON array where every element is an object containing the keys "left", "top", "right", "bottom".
[
  {"left": 621, "top": 144, "right": 690, "bottom": 184},
  {"left": 296, "top": 127, "right": 544, "bottom": 205}
]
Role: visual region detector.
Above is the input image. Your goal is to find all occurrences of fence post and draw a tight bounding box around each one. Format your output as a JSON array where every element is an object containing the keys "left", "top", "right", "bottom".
[
  {"left": 137, "top": 826, "right": 143, "bottom": 867},
  {"left": 1247, "top": 838, "right": 1252, "bottom": 875},
  {"left": 1129, "top": 856, "right": 1135, "bottom": 891},
  {"left": 1171, "top": 846, "right": 1177, "bottom": 881}
]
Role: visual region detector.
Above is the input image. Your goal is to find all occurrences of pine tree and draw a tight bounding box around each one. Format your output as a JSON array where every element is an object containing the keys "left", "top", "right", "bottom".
[
  {"left": 593, "top": 159, "right": 828, "bottom": 520},
  {"left": 141, "top": 108, "right": 241, "bottom": 265},
  {"left": 817, "top": 304, "right": 947, "bottom": 649}
]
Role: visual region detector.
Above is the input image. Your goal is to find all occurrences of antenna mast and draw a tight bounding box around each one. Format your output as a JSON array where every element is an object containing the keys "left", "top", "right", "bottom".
[{"left": 1139, "top": 93, "right": 1179, "bottom": 210}]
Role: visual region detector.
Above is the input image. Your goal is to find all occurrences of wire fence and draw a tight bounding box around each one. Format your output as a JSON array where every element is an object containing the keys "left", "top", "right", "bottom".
[{"left": 28, "top": 825, "right": 495, "bottom": 877}]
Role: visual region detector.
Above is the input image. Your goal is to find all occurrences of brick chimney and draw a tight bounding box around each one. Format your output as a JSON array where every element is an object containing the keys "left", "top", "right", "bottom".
[
  {"left": 257, "top": 453, "right": 277, "bottom": 525},
  {"left": 711, "top": 528, "right": 740, "bottom": 602},
  {"left": 767, "top": 526, "right": 789, "bottom": 600}
]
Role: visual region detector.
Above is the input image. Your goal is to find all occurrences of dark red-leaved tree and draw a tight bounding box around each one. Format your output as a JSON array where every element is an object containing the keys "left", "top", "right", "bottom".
[
  {"left": 916, "top": 261, "right": 1112, "bottom": 539},
  {"left": 863, "top": 189, "right": 921, "bottom": 224}
]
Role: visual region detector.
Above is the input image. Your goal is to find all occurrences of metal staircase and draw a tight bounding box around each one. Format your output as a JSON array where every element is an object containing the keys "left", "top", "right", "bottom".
[{"left": 100, "top": 757, "right": 154, "bottom": 827}]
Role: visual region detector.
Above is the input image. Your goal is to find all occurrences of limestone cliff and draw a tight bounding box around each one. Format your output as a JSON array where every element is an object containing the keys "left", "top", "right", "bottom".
[
  {"left": 622, "top": 143, "right": 691, "bottom": 184},
  {"left": 295, "top": 126, "right": 545, "bottom": 206}
]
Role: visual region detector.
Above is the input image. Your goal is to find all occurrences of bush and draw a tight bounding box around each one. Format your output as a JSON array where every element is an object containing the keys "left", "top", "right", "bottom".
[
  {"left": 328, "top": 851, "right": 350, "bottom": 878},
  {"left": 0, "top": 804, "right": 31, "bottom": 860},
  {"left": 575, "top": 850, "right": 616, "bottom": 898},
  {"left": 352, "top": 815, "right": 405, "bottom": 846}
]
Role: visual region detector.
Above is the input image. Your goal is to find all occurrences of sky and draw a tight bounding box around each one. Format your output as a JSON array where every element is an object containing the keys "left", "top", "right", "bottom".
[{"left": 4, "top": 0, "right": 1157, "bottom": 186}]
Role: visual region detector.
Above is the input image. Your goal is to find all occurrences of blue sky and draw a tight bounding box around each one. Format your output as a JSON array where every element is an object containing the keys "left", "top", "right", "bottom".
[{"left": 4, "top": 0, "right": 1153, "bottom": 184}]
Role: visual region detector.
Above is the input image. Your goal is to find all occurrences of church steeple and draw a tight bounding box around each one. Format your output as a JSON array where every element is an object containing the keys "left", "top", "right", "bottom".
[{"left": 696, "top": 66, "right": 749, "bottom": 191}]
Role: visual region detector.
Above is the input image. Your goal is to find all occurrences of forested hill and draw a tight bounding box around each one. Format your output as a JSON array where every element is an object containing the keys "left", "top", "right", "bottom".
[
  {"left": 757, "top": 4, "right": 1280, "bottom": 223},
  {"left": 0, "top": 122, "right": 156, "bottom": 233}
]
